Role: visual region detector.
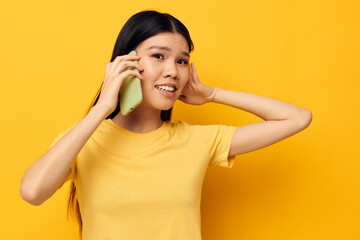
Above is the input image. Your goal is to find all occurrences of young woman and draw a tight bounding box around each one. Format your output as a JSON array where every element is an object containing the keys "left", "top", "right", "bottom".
[{"left": 20, "top": 10, "right": 312, "bottom": 240}]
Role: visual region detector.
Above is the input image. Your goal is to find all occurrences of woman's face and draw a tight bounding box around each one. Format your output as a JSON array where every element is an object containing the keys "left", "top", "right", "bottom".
[{"left": 135, "top": 32, "right": 190, "bottom": 111}]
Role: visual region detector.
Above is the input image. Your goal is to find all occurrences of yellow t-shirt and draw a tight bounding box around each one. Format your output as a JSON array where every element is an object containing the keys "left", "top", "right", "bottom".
[{"left": 50, "top": 119, "right": 237, "bottom": 240}]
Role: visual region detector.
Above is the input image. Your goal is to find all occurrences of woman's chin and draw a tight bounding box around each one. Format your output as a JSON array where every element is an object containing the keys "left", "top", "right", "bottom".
[
  {"left": 154, "top": 101, "right": 176, "bottom": 111},
  {"left": 158, "top": 104, "right": 174, "bottom": 111},
  {"left": 139, "top": 98, "right": 175, "bottom": 112},
  {"left": 162, "top": 107, "right": 173, "bottom": 111}
]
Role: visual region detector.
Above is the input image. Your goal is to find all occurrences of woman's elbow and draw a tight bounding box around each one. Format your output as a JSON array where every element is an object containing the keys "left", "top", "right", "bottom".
[
  {"left": 20, "top": 183, "right": 45, "bottom": 206},
  {"left": 298, "top": 109, "right": 313, "bottom": 129}
]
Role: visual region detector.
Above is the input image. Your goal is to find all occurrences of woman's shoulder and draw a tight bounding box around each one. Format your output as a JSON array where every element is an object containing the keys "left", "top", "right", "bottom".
[
  {"left": 169, "top": 120, "right": 199, "bottom": 129},
  {"left": 168, "top": 120, "right": 236, "bottom": 140},
  {"left": 169, "top": 120, "right": 229, "bottom": 131}
]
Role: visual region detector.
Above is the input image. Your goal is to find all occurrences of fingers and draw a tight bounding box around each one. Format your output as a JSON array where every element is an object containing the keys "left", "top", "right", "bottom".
[
  {"left": 98, "top": 54, "right": 144, "bottom": 110},
  {"left": 112, "top": 54, "right": 141, "bottom": 64},
  {"left": 113, "top": 60, "right": 144, "bottom": 76},
  {"left": 190, "top": 62, "right": 200, "bottom": 84},
  {"left": 118, "top": 68, "right": 144, "bottom": 80},
  {"left": 178, "top": 94, "right": 186, "bottom": 103},
  {"left": 104, "top": 54, "right": 144, "bottom": 86},
  {"left": 108, "top": 55, "right": 142, "bottom": 73}
]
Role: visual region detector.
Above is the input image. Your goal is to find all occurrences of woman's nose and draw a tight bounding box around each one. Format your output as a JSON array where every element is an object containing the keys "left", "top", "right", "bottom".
[{"left": 163, "top": 61, "right": 178, "bottom": 79}]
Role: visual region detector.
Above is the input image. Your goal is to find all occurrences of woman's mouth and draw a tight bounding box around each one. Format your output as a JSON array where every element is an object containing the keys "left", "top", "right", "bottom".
[{"left": 155, "top": 85, "right": 177, "bottom": 96}]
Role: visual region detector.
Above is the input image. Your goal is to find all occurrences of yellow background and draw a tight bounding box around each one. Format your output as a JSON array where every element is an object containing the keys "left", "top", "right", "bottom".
[{"left": 1, "top": 0, "right": 359, "bottom": 239}]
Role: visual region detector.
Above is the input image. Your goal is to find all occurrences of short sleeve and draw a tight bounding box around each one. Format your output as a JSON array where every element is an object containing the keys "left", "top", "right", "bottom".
[
  {"left": 206, "top": 125, "right": 238, "bottom": 168},
  {"left": 49, "top": 123, "right": 78, "bottom": 182}
]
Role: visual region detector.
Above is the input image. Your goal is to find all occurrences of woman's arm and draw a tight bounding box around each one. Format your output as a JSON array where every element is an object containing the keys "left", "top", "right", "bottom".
[
  {"left": 20, "top": 54, "right": 144, "bottom": 206},
  {"left": 179, "top": 63, "right": 312, "bottom": 158},
  {"left": 20, "top": 104, "right": 109, "bottom": 206},
  {"left": 211, "top": 88, "right": 312, "bottom": 157}
]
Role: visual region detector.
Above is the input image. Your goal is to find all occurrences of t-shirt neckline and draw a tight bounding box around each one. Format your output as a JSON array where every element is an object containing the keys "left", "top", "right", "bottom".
[{"left": 105, "top": 118, "right": 170, "bottom": 138}]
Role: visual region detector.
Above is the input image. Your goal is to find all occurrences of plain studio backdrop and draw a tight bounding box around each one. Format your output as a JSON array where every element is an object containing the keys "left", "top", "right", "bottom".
[{"left": 1, "top": 0, "right": 359, "bottom": 239}]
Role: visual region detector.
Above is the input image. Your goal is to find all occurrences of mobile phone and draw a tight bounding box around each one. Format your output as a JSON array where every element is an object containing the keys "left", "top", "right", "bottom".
[{"left": 119, "top": 50, "right": 143, "bottom": 116}]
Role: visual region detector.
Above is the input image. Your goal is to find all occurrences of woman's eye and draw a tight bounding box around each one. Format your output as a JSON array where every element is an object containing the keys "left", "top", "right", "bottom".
[
  {"left": 177, "top": 59, "right": 188, "bottom": 65},
  {"left": 153, "top": 54, "right": 163, "bottom": 59}
]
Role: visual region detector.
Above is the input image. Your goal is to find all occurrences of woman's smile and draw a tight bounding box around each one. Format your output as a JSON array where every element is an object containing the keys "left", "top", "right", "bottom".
[{"left": 155, "top": 84, "right": 177, "bottom": 97}]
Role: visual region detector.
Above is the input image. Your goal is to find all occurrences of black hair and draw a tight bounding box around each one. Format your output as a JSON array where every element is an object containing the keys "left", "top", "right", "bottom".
[{"left": 91, "top": 10, "right": 194, "bottom": 121}]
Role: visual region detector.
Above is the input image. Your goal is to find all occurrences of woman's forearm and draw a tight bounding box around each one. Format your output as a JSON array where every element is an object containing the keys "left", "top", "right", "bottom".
[
  {"left": 211, "top": 87, "right": 312, "bottom": 122},
  {"left": 20, "top": 104, "right": 110, "bottom": 206}
]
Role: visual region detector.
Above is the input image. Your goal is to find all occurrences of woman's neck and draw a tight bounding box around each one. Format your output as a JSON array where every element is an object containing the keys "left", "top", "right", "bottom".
[{"left": 111, "top": 105, "right": 164, "bottom": 134}]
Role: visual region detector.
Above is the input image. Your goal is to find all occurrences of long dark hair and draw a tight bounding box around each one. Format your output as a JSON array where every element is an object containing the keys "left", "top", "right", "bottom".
[{"left": 67, "top": 10, "right": 194, "bottom": 238}]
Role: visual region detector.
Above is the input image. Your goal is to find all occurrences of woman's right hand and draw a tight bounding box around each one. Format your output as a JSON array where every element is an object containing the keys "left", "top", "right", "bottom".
[{"left": 96, "top": 54, "right": 144, "bottom": 116}]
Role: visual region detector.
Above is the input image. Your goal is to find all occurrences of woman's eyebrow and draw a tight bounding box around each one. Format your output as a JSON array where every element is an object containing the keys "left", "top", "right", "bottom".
[{"left": 146, "top": 46, "right": 189, "bottom": 57}]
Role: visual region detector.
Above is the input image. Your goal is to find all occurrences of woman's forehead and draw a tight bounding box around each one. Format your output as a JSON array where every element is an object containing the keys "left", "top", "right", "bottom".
[{"left": 138, "top": 32, "right": 189, "bottom": 54}]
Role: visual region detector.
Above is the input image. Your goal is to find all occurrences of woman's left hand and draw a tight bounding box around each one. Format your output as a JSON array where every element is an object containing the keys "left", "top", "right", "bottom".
[{"left": 178, "top": 63, "right": 217, "bottom": 105}]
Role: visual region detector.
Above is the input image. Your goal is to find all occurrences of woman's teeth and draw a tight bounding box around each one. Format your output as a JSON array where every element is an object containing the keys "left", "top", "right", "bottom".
[{"left": 155, "top": 85, "right": 175, "bottom": 92}]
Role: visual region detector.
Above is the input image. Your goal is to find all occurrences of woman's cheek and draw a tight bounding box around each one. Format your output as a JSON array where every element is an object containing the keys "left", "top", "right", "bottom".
[
  {"left": 140, "top": 61, "right": 157, "bottom": 77},
  {"left": 181, "top": 71, "right": 190, "bottom": 86}
]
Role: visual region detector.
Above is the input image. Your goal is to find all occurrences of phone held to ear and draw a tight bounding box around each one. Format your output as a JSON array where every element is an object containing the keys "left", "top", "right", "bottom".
[{"left": 119, "top": 50, "right": 143, "bottom": 116}]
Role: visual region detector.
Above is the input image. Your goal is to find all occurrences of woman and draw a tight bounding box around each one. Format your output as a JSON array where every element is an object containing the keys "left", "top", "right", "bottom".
[{"left": 20, "top": 10, "right": 312, "bottom": 240}]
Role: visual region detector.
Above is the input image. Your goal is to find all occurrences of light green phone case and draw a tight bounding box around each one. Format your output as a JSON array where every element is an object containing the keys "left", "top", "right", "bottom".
[{"left": 119, "top": 50, "right": 143, "bottom": 116}]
